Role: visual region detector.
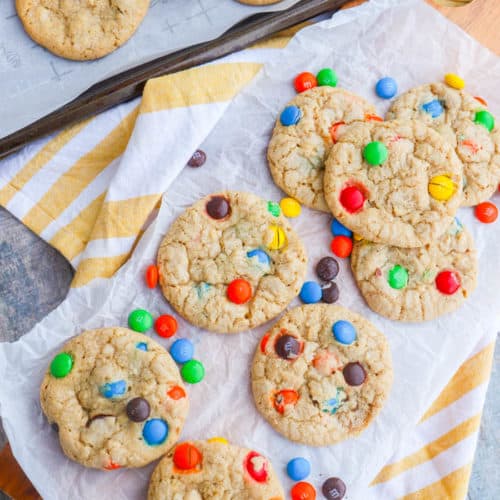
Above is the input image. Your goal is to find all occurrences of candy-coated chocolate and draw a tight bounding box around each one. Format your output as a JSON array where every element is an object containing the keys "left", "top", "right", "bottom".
[
  {"left": 128, "top": 309, "right": 153, "bottom": 333},
  {"left": 155, "top": 314, "right": 178, "bottom": 338},
  {"left": 339, "top": 186, "right": 365, "bottom": 213},
  {"left": 444, "top": 73, "right": 465, "bottom": 90},
  {"left": 181, "top": 359, "right": 205, "bottom": 384},
  {"left": 299, "top": 281, "right": 322, "bottom": 304},
  {"left": 332, "top": 320, "right": 356, "bottom": 345},
  {"left": 435, "top": 270, "right": 461, "bottom": 295},
  {"left": 365, "top": 113, "right": 384, "bottom": 122},
  {"left": 136, "top": 342, "right": 148, "bottom": 351},
  {"left": 50, "top": 352, "right": 73, "bottom": 378},
  {"left": 268, "top": 225, "right": 287, "bottom": 250},
  {"left": 275, "top": 334, "right": 301, "bottom": 360},
  {"left": 207, "top": 437, "right": 228, "bottom": 444},
  {"left": 321, "top": 282, "right": 339, "bottom": 304},
  {"left": 316, "top": 256, "right": 339, "bottom": 281},
  {"left": 143, "top": 419, "right": 169, "bottom": 446},
  {"left": 206, "top": 196, "right": 230, "bottom": 219},
  {"left": 260, "top": 332, "right": 270, "bottom": 354},
  {"left": 330, "top": 219, "right": 353, "bottom": 238},
  {"left": 375, "top": 77, "right": 397, "bottom": 99},
  {"left": 287, "top": 457, "right": 311, "bottom": 481},
  {"left": 267, "top": 201, "right": 281, "bottom": 217},
  {"left": 167, "top": 385, "right": 186, "bottom": 400},
  {"left": 421, "top": 99, "right": 444, "bottom": 118},
  {"left": 291, "top": 481, "right": 316, "bottom": 500},
  {"left": 104, "top": 461, "right": 121, "bottom": 471},
  {"left": 187, "top": 149, "right": 206, "bottom": 167},
  {"left": 280, "top": 106, "right": 302, "bottom": 126},
  {"left": 428, "top": 175, "right": 455, "bottom": 201},
  {"left": 474, "top": 96, "right": 488, "bottom": 106},
  {"left": 294, "top": 72, "right": 317, "bottom": 93},
  {"left": 363, "top": 141, "right": 388, "bottom": 166},
  {"left": 280, "top": 197, "right": 301, "bottom": 217},
  {"left": 330, "top": 235, "right": 353, "bottom": 258},
  {"left": 274, "top": 389, "right": 299, "bottom": 414},
  {"left": 170, "top": 338, "right": 194, "bottom": 364},
  {"left": 474, "top": 110, "right": 495, "bottom": 132},
  {"left": 126, "top": 397, "right": 150, "bottom": 422},
  {"left": 227, "top": 278, "right": 252, "bottom": 304},
  {"left": 388, "top": 264, "right": 409, "bottom": 289},
  {"left": 245, "top": 451, "right": 269, "bottom": 483},
  {"left": 145, "top": 265, "right": 158, "bottom": 288},
  {"left": 322, "top": 477, "right": 346, "bottom": 500},
  {"left": 330, "top": 121, "right": 346, "bottom": 143},
  {"left": 343, "top": 362, "right": 366, "bottom": 386},
  {"left": 475, "top": 202, "right": 498, "bottom": 223},
  {"left": 99, "top": 380, "right": 127, "bottom": 399},
  {"left": 247, "top": 249, "right": 271, "bottom": 266},
  {"left": 316, "top": 68, "right": 337, "bottom": 87},
  {"left": 173, "top": 442, "right": 202, "bottom": 470}
]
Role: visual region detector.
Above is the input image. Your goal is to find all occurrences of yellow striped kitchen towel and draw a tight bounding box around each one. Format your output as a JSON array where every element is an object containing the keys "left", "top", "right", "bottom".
[{"left": 0, "top": 3, "right": 497, "bottom": 499}]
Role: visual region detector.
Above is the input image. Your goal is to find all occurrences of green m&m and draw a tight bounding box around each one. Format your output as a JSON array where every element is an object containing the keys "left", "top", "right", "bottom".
[
  {"left": 267, "top": 201, "right": 281, "bottom": 217},
  {"left": 50, "top": 352, "right": 73, "bottom": 378},
  {"left": 128, "top": 309, "right": 153, "bottom": 333},
  {"left": 181, "top": 359, "right": 205, "bottom": 384},
  {"left": 363, "top": 141, "right": 388, "bottom": 166},
  {"left": 316, "top": 68, "right": 338, "bottom": 87},
  {"left": 388, "top": 265, "right": 409, "bottom": 289},
  {"left": 474, "top": 110, "right": 495, "bottom": 132}
]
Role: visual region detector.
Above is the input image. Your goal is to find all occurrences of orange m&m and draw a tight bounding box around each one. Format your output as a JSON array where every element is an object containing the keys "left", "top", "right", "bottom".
[
  {"left": 145, "top": 265, "right": 158, "bottom": 288},
  {"left": 227, "top": 279, "right": 252, "bottom": 304},
  {"left": 475, "top": 202, "right": 498, "bottom": 223},
  {"left": 155, "top": 314, "right": 178, "bottom": 338},
  {"left": 274, "top": 389, "right": 299, "bottom": 414},
  {"left": 173, "top": 443, "right": 202, "bottom": 470},
  {"left": 167, "top": 385, "right": 186, "bottom": 400},
  {"left": 294, "top": 72, "right": 317, "bottom": 93},
  {"left": 291, "top": 481, "right": 317, "bottom": 500},
  {"left": 330, "top": 235, "right": 353, "bottom": 258}
]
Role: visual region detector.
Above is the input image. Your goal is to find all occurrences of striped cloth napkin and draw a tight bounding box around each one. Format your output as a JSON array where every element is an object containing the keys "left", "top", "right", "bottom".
[{"left": 0, "top": 1, "right": 496, "bottom": 498}]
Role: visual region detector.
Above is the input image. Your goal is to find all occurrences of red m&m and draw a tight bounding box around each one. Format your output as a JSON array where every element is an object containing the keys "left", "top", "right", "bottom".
[
  {"left": 245, "top": 451, "right": 269, "bottom": 483},
  {"left": 435, "top": 270, "right": 461, "bottom": 295},
  {"left": 340, "top": 186, "right": 365, "bottom": 213},
  {"left": 330, "top": 235, "right": 353, "bottom": 258},
  {"left": 227, "top": 279, "right": 252, "bottom": 304},
  {"left": 173, "top": 443, "right": 202, "bottom": 470},
  {"left": 475, "top": 202, "right": 498, "bottom": 223},
  {"left": 294, "top": 72, "right": 317, "bottom": 93},
  {"left": 155, "top": 314, "right": 178, "bottom": 338}
]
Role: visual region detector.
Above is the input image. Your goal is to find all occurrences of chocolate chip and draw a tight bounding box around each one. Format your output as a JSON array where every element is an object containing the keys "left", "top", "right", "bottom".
[
  {"left": 322, "top": 477, "right": 346, "bottom": 499},
  {"left": 51, "top": 422, "right": 59, "bottom": 433},
  {"left": 322, "top": 282, "right": 339, "bottom": 304},
  {"left": 126, "top": 397, "right": 151, "bottom": 422},
  {"left": 275, "top": 334, "right": 301, "bottom": 360},
  {"left": 206, "top": 196, "right": 230, "bottom": 220},
  {"left": 343, "top": 362, "right": 366, "bottom": 386},
  {"left": 187, "top": 149, "right": 206, "bottom": 167},
  {"left": 316, "top": 257, "right": 339, "bottom": 281}
]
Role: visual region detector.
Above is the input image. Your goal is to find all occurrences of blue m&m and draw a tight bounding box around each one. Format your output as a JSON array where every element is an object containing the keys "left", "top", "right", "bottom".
[
  {"left": 143, "top": 419, "right": 169, "bottom": 446},
  {"left": 287, "top": 457, "right": 311, "bottom": 481},
  {"left": 247, "top": 249, "right": 271, "bottom": 266},
  {"left": 421, "top": 99, "right": 444, "bottom": 118},
  {"left": 375, "top": 77, "right": 398, "bottom": 99},
  {"left": 136, "top": 342, "right": 148, "bottom": 351},
  {"left": 330, "top": 218, "right": 353, "bottom": 238},
  {"left": 99, "top": 380, "right": 127, "bottom": 399},
  {"left": 170, "top": 339, "right": 194, "bottom": 364},
  {"left": 332, "top": 320, "right": 357, "bottom": 345},
  {"left": 280, "top": 106, "right": 302, "bottom": 126},
  {"left": 299, "top": 281, "right": 322, "bottom": 304}
]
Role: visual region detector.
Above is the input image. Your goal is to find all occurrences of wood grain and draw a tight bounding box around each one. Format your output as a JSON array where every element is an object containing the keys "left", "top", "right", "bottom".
[{"left": 0, "top": 444, "right": 40, "bottom": 500}]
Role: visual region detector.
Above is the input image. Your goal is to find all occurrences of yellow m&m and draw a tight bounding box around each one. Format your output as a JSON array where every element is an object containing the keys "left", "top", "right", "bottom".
[
  {"left": 268, "top": 225, "right": 287, "bottom": 250},
  {"left": 444, "top": 73, "right": 465, "bottom": 90},
  {"left": 208, "top": 437, "right": 228, "bottom": 444},
  {"left": 280, "top": 197, "right": 301, "bottom": 218},
  {"left": 429, "top": 175, "right": 456, "bottom": 201}
]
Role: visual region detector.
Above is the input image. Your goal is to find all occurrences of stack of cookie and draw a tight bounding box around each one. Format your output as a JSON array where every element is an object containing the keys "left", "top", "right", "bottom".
[{"left": 268, "top": 76, "right": 499, "bottom": 321}]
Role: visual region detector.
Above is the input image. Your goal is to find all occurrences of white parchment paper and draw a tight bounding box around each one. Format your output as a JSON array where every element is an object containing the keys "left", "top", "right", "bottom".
[
  {"left": 0, "top": 0, "right": 301, "bottom": 139},
  {"left": 0, "top": 1, "right": 499, "bottom": 499}
]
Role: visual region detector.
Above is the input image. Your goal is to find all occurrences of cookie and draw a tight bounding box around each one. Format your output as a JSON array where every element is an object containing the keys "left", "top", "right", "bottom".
[
  {"left": 323, "top": 119, "right": 464, "bottom": 248},
  {"left": 157, "top": 191, "right": 307, "bottom": 334},
  {"left": 40, "top": 328, "right": 188, "bottom": 469},
  {"left": 268, "top": 87, "right": 378, "bottom": 212},
  {"left": 251, "top": 304, "right": 393, "bottom": 446},
  {"left": 148, "top": 440, "right": 284, "bottom": 499},
  {"left": 16, "top": 0, "right": 150, "bottom": 61},
  {"left": 351, "top": 218, "right": 478, "bottom": 321},
  {"left": 387, "top": 83, "right": 500, "bottom": 206}
]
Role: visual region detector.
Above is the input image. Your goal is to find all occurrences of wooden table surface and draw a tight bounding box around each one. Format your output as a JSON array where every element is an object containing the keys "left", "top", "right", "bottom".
[{"left": 0, "top": 0, "right": 498, "bottom": 499}]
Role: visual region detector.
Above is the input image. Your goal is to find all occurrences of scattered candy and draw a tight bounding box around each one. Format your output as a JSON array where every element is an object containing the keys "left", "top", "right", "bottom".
[
  {"left": 207, "top": 437, "right": 228, "bottom": 444},
  {"left": 322, "top": 477, "right": 346, "bottom": 500},
  {"left": 126, "top": 397, "right": 151, "bottom": 422},
  {"left": 299, "top": 281, "right": 323, "bottom": 304},
  {"left": 475, "top": 201, "right": 498, "bottom": 223},
  {"left": 247, "top": 249, "right": 271, "bottom": 266},
  {"left": 275, "top": 334, "right": 302, "bottom": 360},
  {"left": 461, "top": 139, "right": 480, "bottom": 154},
  {"left": 99, "top": 380, "right": 127, "bottom": 399},
  {"left": 143, "top": 419, "right": 169, "bottom": 446},
  {"left": 104, "top": 462, "right": 121, "bottom": 471},
  {"left": 145, "top": 265, "right": 158, "bottom": 288},
  {"left": 280, "top": 197, "right": 301, "bottom": 217},
  {"left": 267, "top": 201, "right": 281, "bottom": 217},
  {"left": 375, "top": 77, "right": 397, "bottom": 99},
  {"left": 167, "top": 385, "right": 186, "bottom": 400},
  {"left": 365, "top": 113, "right": 384, "bottom": 122},
  {"left": 291, "top": 481, "right": 316, "bottom": 500},
  {"left": 227, "top": 278, "right": 252, "bottom": 304},
  {"left": 280, "top": 106, "right": 302, "bottom": 126},
  {"left": 187, "top": 149, "right": 206, "bottom": 167},
  {"left": 363, "top": 141, "right": 388, "bottom": 166},
  {"left": 245, "top": 451, "right": 269, "bottom": 482},
  {"left": 428, "top": 175, "right": 455, "bottom": 201},
  {"left": 294, "top": 72, "right": 317, "bottom": 93},
  {"left": 316, "top": 68, "right": 337, "bottom": 87},
  {"left": 330, "top": 235, "right": 353, "bottom": 258},
  {"left": 260, "top": 333, "right": 270, "bottom": 354},
  {"left": 343, "top": 362, "right": 366, "bottom": 386},
  {"left": 444, "top": 73, "right": 465, "bottom": 90},
  {"left": 136, "top": 342, "right": 148, "bottom": 351},
  {"left": 330, "top": 121, "right": 345, "bottom": 143},
  {"left": 474, "top": 96, "right": 488, "bottom": 106},
  {"left": 388, "top": 264, "right": 409, "bottom": 289},
  {"left": 173, "top": 442, "right": 202, "bottom": 470},
  {"left": 181, "top": 359, "right": 205, "bottom": 384},
  {"left": 340, "top": 186, "right": 365, "bottom": 213},
  {"left": 421, "top": 99, "right": 444, "bottom": 118},
  {"left": 155, "top": 314, "right": 178, "bottom": 338},
  {"left": 316, "top": 257, "right": 339, "bottom": 281},
  {"left": 50, "top": 352, "right": 73, "bottom": 378},
  {"left": 474, "top": 110, "right": 495, "bottom": 132},
  {"left": 287, "top": 457, "right": 311, "bottom": 481},
  {"left": 435, "top": 270, "right": 461, "bottom": 295},
  {"left": 274, "top": 389, "right": 299, "bottom": 414},
  {"left": 332, "top": 320, "right": 356, "bottom": 345},
  {"left": 321, "top": 282, "right": 339, "bottom": 304},
  {"left": 170, "top": 338, "right": 194, "bottom": 364},
  {"left": 322, "top": 387, "right": 346, "bottom": 414},
  {"left": 330, "top": 219, "right": 353, "bottom": 238},
  {"left": 268, "top": 225, "right": 287, "bottom": 250},
  {"left": 206, "top": 196, "right": 230, "bottom": 219},
  {"left": 128, "top": 309, "right": 153, "bottom": 333}
]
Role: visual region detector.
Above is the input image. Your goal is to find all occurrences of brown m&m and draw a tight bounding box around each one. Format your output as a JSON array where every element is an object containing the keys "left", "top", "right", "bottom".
[
  {"left": 275, "top": 334, "right": 301, "bottom": 360},
  {"left": 322, "top": 477, "right": 346, "bottom": 499},
  {"left": 206, "top": 196, "right": 230, "bottom": 219},
  {"left": 343, "top": 362, "right": 366, "bottom": 386}
]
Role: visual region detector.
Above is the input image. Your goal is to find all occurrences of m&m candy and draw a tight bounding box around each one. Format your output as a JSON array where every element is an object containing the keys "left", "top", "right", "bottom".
[
  {"left": 428, "top": 175, "right": 455, "bottom": 201},
  {"left": 170, "top": 338, "right": 194, "bottom": 364},
  {"left": 322, "top": 477, "right": 347, "bottom": 500},
  {"left": 316, "top": 68, "right": 337, "bottom": 87},
  {"left": 340, "top": 186, "right": 365, "bottom": 213},
  {"left": 227, "top": 278, "right": 252, "bottom": 304},
  {"left": 145, "top": 265, "right": 158, "bottom": 288},
  {"left": 316, "top": 256, "right": 339, "bottom": 281},
  {"left": 474, "top": 110, "right": 495, "bottom": 132},
  {"left": 280, "top": 197, "right": 301, "bottom": 217},
  {"left": 330, "top": 218, "right": 353, "bottom": 238},
  {"left": 173, "top": 443, "right": 202, "bottom": 470},
  {"left": 128, "top": 309, "right": 153, "bottom": 333},
  {"left": 247, "top": 249, "right": 271, "bottom": 266},
  {"left": 167, "top": 385, "right": 186, "bottom": 400},
  {"left": 330, "top": 235, "right": 353, "bottom": 258},
  {"left": 50, "top": 352, "right": 73, "bottom": 378},
  {"left": 187, "top": 149, "right": 206, "bottom": 167},
  {"left": 332, "top": 320, "right": 356, "bottom": 345},
  {"left": 267, "top": 201, "right": 281, "bottom": 217},
  {"left": 274, "top": 389, "right": 299, "bottom": 414},
  {"left": 126, "top": 397, "right": 150, "bottom": 422},
  {"left": 136, "top": 342, "right": 148, "bottom": 351},
  {"left": 363, "top": 141, "right": 388, "bottom": 166},
  {"left": 181, "top": 359, "right": 205, "bottom": 384},
  {"left": 475, "top": 202, "right": 498, "bottom": 223},
  {"left": 280, "top": 106, "right": 302, "bottom": 126},
  {"left": 268, "top": 225, "right": 287, "bottom": 250},
  {"left": 287, "top": 457, "right": 311, "bottom": 481},
  {"left": 208, "top": 437, "right": 228, "bottom": 444},
  {"left": 343, "top": 362, "right": 366, "bottom": 386},
  {"left": 299, "top": 281, "right": 322, "bottom": 304},
  {"left": 322, "top": 282, "right": 339, "bottom": 304},
  {"left": 294, "top": 72, "right": 317, "bottom": 93},
  {"left": 291, "top": 481, "right": 316, "bottom": 500},
  {"left": 99, "top": 380, "right": 127, "bottom": 399},
  {"left": 422, "top": 99, "right": 444, "bottom": 119},
  {"left": 155, "top": 314, "right": 178, "bottom": 338},
  {"left": 245, "top": 451, "right": 269, "bottom": 482},
  {"left": 375, "top": 77, "right": 397, "bottom": 99},
  {"left": 206, "top": 196, "right": 230, "bottom": 219},
  {"left": 435, "top": 270, "right": 461, "bottom": 295},
  {"left": 444, "top": 73, "right": 465, "bottom": 90},
  {"left": 143, "top": 419, "right": 169, "bottom": 446},
  {"left": 275, "top": 334, "right": 302, "bottom": 360},
  {"left": 388, "top": 264, "right": 409, "bottom": 289}
]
